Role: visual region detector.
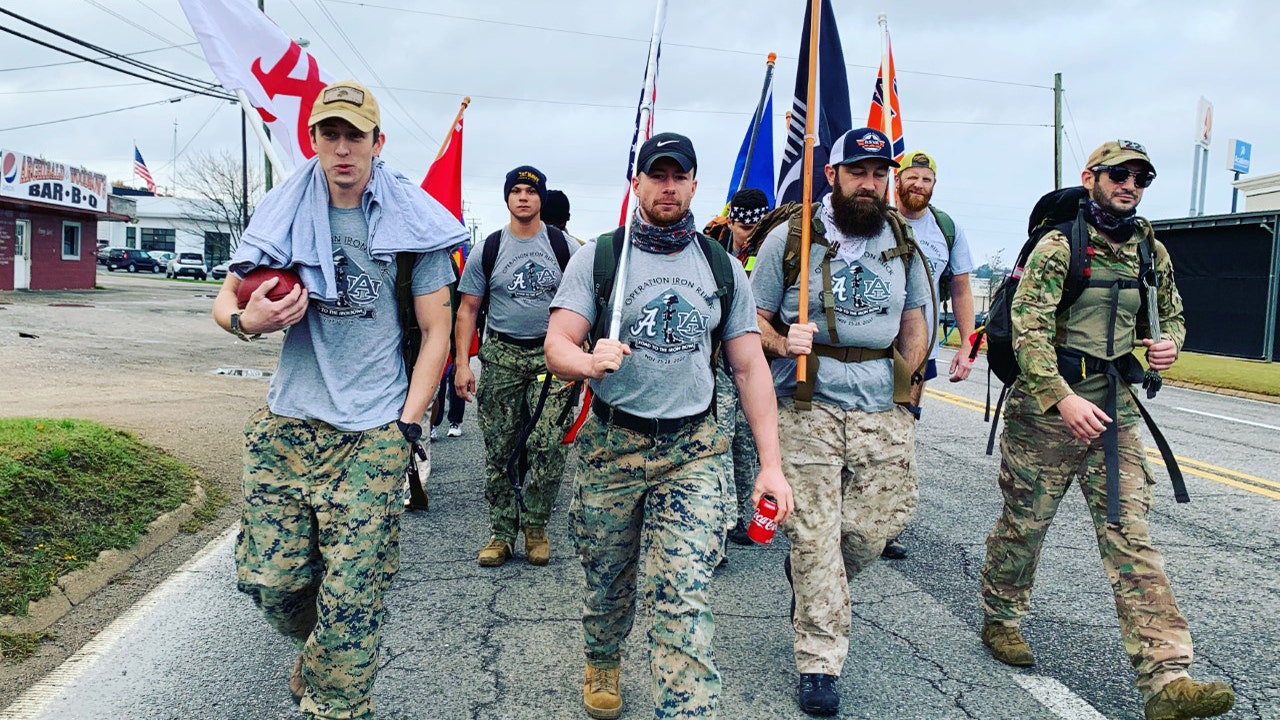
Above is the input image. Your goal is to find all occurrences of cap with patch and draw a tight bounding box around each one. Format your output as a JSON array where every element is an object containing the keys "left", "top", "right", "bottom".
[
  {"left": 829, "top": 128, "right": 899, "bottom": 168},
  {"left": 1086, "top": 139, "right": 1154, "bottom": 172},
  {"left": 308, "top": 80, "right": 380, "bottom": 133},
  {"left": 900, "top": 150, "right": 936, "bottom": 173},
  {"left": 636, "top": 132, "right": 697, "bottom": 174}
]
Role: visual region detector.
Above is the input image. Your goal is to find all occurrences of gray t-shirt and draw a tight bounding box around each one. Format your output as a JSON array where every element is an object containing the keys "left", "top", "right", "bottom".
[
  {"left": 550, "top": 238, "right": 760, "bottom": 419},
  {"left": 457, "top": 224, "right": 578, "bottom": 339},
  {"left": 907, "top": 209, "right": 975, "bottom": 361},
  {"left": 752, "top": 212, "right": 930, "bottom": 412},
  {"left": 267, "top": 206, "right": 455, "bottom": 431}
]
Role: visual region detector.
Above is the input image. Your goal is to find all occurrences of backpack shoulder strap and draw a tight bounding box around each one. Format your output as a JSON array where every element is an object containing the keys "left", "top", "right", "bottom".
[
  {"left": 480, "top": 229, "right": 502, "bottom": 293},
  {"left": 590, "top": 228, "right": 626, "bottom": 345},
  {"left": 693, "top": 233, "right": 736, "bottom": 354},
  {"left": 1057, "top": 212, "right": 1092, "bottom": 312},
  {"left": 928, "top": 205, "right": 956, "bottom": 250},
  {"left": 547, "top": 225, "right": 571, "bottom": 270},
  {"left": 395, "top": 251, "right": 419, "bottom": 370}
]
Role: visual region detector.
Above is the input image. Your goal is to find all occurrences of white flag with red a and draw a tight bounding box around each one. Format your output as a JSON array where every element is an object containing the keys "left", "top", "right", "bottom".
[{"left": 179, "top": 0, "right": 333, "bottom": 168}]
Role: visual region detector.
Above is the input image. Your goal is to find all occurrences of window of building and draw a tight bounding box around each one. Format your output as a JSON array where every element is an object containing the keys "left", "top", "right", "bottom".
[
  {"left": 204, "top": 231, "right": 232, "bottom": 267},
  {"left": 61, "top": 222, "right": 81, "bottom": 260},
  {"left": 140, "top": 227, "right": 176, "bottom": 253},
  {"left": 126, "top": 226, "right": 136, "bottom": 248}
]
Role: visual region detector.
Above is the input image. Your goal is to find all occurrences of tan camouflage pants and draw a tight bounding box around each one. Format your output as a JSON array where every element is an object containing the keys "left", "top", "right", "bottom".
[
  {"left": 235, "top": 408, "right": 407, "bottom": 720},
  {"left": 777, "top": 398, "right": 918, "bottom": 676},
  {"left": 981, "top": 387, "right": 1192, "bottom": 700},
  {"left": 569, "top": 413, "right": 729, "bottom": 719},
  {"left": 476, "top": 337, "right": 576, "bottom": 542}
]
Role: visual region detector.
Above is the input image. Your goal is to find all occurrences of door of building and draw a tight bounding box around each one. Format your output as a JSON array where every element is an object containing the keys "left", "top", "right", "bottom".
[{"left": 13, "top": 219, "right": 31, "bottom": 290}]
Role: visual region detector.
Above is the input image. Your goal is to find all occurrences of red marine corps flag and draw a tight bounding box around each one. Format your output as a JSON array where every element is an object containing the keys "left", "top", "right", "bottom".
[
  {"left": 420, "top": 97, "right": 470, "bottom": 223},
  {"left": 179, "top": 0, "right": 333, "bottom": 171}
]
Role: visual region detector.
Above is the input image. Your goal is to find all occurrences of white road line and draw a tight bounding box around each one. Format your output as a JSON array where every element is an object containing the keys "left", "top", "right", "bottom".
[
  {"left": 1013, "top": 675, "right": 1111, "bottom": 720},
  {"left": 0, "top": 525, "right": 238, "bottom": 720},
  {"left": 1172, "top": 406, "right": 1280, "bottom": 432}
]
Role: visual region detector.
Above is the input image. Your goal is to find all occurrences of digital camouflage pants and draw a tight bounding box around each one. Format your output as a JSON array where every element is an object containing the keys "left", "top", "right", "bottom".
[
  {"left": 569, "top": 413, "right": 729, "bottom": 719},
  {"left": 980, "top": 387, "right": 1193, "bottom": 700},
  {"left": 476, "top": 337, "right": 576, "bottom": 543},
  {"left": 714, "top": 364, "right": 761, "bottom": 527},
  {"left": 777, "top": 398, "right": 919, "bottom": 676},
  {"left": 235, "top": 408, "right": 407, "bottom": 720}
]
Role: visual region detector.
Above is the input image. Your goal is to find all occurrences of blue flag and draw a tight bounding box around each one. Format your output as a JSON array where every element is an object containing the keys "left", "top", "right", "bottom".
[
  {"left": 776, "top": 0, "right": 851, "bottom": 204},
  {"left": 725, "top": 88, "right": 776, "bottom": 208}
]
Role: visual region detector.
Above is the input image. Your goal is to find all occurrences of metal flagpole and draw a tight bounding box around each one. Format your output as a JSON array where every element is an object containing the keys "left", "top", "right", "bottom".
[
  {"left": 797, "top": 0, "right": 821, "bottom": 385},
  {"left": 878, "top": 13, "right": 896, "bottom": 207},
  {"left": 234, "top": 90, "right": 289, "bottom": 181},
  {"left": 737, "top": 53, "right": 777, "bottom": 194},
  {"left": 608, "top": 0, "right": 668, "bottom": 340}
]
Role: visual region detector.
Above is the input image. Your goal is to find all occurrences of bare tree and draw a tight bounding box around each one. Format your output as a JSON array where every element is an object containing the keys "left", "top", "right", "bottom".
[{"left": 177, "top": 149, "right": 262, "bottom": 254}]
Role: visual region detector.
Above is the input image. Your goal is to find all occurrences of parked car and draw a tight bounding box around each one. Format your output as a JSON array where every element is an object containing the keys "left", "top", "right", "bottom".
[
  {"left": 105, "top": 248, "right": 162, "bottom": 273},
  {"left": 97, "top": 245, "right": 123, "bottom": 265},
  {"left": 167, "top": 253, "right": 207, "bottom": 281},
  {"left": 210, "top": 261, "right": 230, "bottom": 281},
  {"left": 149, "top": 251, "right": 176, "bottom": 269}
]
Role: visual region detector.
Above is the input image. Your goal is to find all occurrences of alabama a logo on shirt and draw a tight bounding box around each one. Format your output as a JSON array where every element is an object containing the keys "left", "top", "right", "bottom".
[
  {"left": 506, "top": 260, "right": 558, "bottom": 298},
  {"left": 627, "top": 289, "right": 709, "bottom": 355},
  {"left": 831, "top": 262, "right": 891, "bottom": 318}
]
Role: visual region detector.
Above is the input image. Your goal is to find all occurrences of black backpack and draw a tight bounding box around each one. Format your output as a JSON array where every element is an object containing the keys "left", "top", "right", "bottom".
[{"left": 473, "top": 225, "right": 572, "bottom": 342}]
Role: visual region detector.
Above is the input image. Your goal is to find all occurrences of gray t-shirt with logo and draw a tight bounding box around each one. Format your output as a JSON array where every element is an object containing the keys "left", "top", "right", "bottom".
[
  {"left": 907, "top": 209, "right": 975, "bottom": 361},
  {"left": 458, "top": 224, "right": 578, "bottom": 339},
  {"left": 550, "top": 238, "right": 759, "bottom": 419},
  {"left": 267, "top": 206, "right": 455, "bottom": 432},
  {"left": 752, "top": 213, "right": 930, "bottom": 412}
]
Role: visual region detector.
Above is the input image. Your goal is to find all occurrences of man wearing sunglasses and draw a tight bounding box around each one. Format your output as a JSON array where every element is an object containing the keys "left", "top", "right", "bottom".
[{"left": 979, "top": 140, "right": 1235, "bottom": 720}]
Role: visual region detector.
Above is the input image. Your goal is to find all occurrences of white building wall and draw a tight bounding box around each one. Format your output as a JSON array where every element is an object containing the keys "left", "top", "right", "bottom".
[
  {"left": 96, "top": 195, "right": 233, "bottom": 261},
  {"left": 1235, "top": 172, "right": 1280, "bottom": 212}
]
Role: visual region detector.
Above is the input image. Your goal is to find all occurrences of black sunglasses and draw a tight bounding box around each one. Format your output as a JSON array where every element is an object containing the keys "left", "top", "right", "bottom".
[{"left": 1092, "top": 164, "right": 1157, "bottom": 188}]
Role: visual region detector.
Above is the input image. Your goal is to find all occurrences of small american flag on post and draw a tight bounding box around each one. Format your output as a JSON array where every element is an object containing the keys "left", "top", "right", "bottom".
[{"left": 134, "top": 145, "right": 157, "bottom": 194}]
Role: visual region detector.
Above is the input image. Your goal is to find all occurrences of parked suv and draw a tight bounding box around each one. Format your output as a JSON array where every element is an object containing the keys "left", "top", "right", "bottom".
[
  {"left": 105, "top": 248, "right": 162, "bottom": 273},
  {"left": 167, "top": 253, "right": 207, "bottom": 281}
]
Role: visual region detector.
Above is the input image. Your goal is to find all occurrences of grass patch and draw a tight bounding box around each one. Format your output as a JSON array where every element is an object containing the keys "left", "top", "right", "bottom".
[
  {"left": 0, "top": 630, "right": 55, "bottom": 662},
  {"left": 0, "top": 419, "right": 199, "bottom": 617},
  {"left": 180, "top": 483, "right": 228, "bottom": 534}
]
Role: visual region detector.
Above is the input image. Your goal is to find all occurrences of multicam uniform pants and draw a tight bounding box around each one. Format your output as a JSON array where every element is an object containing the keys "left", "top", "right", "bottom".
[
  {"left": 777, "top": 398, "right": 919, "bottom": 676},
  {"left": 980, "top": 387, "right": 1193, "bottom": 700},
  {"left": 476, "top": 337, "right": 576, "bottom": 543},
  {"left": 235, "top": 407, "right": 407, "bottom": 720},
  {"left": 569, "top": 413, "right": 730, "bottom": 719},
  {"left": 713, "top": 364, "right": 761, "bottom": 527}
]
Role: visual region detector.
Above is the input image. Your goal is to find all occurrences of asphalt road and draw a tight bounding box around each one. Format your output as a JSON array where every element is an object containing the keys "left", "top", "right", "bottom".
[{"left": 1, "top": 274, "right": 1277, "bottom": 720}]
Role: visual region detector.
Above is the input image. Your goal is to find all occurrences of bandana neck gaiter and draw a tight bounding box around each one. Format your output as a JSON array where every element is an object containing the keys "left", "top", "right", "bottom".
[
  {"left": 630, "top": 209, "right": 698, "bottom": 254},
  {"left": 1086, "top": 199, "right": 1137, "bottom": 238}
]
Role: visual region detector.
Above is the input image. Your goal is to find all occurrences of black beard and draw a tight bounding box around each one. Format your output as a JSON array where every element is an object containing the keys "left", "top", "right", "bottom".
[{"left": 831, "top": 186, "right": 888, "bottom": 238}]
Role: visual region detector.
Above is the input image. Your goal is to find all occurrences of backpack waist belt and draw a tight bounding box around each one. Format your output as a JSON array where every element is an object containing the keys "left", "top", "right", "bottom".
[
  {"left": 591, "top": 396, "right": 711, "bottom": 437},
  {"left": 492, "top": 331, "right": 546, "bottom": 349},
  {"left": 794, "top": 343, "right": 893, "bottom": 412}
]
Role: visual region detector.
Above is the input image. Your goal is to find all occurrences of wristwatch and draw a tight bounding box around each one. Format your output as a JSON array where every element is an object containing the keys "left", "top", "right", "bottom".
[{"left": 229, "top": 313, "right": 261, "bottom": 342}]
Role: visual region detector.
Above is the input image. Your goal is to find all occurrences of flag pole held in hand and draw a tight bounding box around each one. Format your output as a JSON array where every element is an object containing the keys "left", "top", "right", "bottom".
[{"left": 796, "top": 0, "right": 821, "bottom": 385}]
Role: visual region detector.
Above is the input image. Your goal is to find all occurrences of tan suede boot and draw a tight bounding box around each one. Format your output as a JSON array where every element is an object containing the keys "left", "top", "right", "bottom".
[
  {"left": 981, "top": 620, "right": 1036, "bottom": 666},
  {"left": 524, "top": 526, "right": 550, "bottom": 566},
  {"left": 583, "top": 664, "right": 622, "bottom": 719},
  {"left": 477, "top": 537, "right": 512, "bottom": 567},
  {"left": 1144, "top": 678, "right": 1235, "bottom": 720},
  {"left": 288, "top": 653, "right": 305, "bottom": 704}
]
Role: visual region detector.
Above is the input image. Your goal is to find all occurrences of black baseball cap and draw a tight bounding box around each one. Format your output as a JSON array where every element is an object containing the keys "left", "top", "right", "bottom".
[
  {"left": 636, "top": 132, "right": 697, "bottom": 174},
  {"left": 829, "top": 127, "right": 899, "bottom": 168}
]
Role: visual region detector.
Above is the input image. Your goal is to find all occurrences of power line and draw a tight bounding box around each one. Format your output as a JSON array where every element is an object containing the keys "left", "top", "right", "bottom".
[
  {"left": 131, "top": 0, "right": 198, "bottom": 41},
  {"left": 0, "top": 93, "right": 199, "bottom": 132},
  {"left": 0, "top": 42, "right": 200, "bottom": 73},
  {"left": 1062, "top": 92, "right": 1087, "bottom": 167},
  {"left": 324, "top": 0, "right": 1052, "bottom": 90},
  {"left": 82, "top": 0, "right": 206, "bottom": 62},
  {"left": 0, "top": 81, "right": 150, "bottom": 95}
]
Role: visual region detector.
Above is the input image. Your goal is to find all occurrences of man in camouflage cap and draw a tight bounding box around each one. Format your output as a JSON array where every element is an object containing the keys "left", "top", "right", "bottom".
[{"left": 979, "top": 139, "right": 1235, "bottom": 720}]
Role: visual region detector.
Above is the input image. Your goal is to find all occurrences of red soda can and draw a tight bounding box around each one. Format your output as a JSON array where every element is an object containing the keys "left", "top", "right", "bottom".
[{"left": 746, "top": 495, "right": 779, "bottom": 544}]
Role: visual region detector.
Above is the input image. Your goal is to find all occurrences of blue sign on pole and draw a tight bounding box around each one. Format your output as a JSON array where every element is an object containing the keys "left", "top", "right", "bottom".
[{"left": 1229, "top": 139, "right": 1251, "bottom": 174}]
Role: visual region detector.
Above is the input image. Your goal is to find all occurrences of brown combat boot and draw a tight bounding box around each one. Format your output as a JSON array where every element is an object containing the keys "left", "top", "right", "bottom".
[
  {"left": 288, "top": 653, "right": 305, "bottom": 704},
  {"left": 583, "top": 664, "right": 622, "bottom": 719},
  {"left": 477, "top": 537, "right": 512, "bottom": 567},
  {"left": 1144, "top": 678, "right": 1235, "bottom": 720},
  {"left": 524, "top": 526, "right": 550, "bottom": 566},
  {"left": 981, "top": 619, "right": 1036, "bottom": 666}
]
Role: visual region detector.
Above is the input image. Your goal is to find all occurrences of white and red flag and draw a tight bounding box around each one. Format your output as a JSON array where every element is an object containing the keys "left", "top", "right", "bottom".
[
  {"left": 420, "top": 99, "right": 469, "bottom": 223},
  {"left": 179, "top": 0, "right": 332, "bottom": 169}
]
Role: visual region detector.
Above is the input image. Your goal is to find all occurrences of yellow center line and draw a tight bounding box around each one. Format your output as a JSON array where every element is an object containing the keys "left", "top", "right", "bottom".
[{"left": 924, "top": 388, "right": 1280, "bottom": 501}]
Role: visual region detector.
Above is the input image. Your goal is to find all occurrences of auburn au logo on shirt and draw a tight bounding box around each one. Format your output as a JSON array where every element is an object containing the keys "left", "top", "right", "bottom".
[{"left": 319, "top": 248, "right": 380, "bottom": 319}]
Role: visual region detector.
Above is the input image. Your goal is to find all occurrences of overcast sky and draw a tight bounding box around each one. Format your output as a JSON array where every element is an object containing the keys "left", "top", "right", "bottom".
[{"left": 2, "top": 0, "right": 1275, "bottom": 264}]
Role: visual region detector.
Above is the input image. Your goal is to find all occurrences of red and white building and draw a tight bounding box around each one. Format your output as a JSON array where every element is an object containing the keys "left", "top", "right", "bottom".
[{"left": 1, "top": 149, "right": 133, "bottom": 291}]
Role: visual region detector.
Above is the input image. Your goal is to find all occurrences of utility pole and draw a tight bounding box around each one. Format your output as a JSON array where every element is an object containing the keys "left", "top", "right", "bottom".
[
  {"left": 259, "top": 0, "right": 273, "bottom": 192},
  {"left": 240, "top": 108, "right": 249, "bottom": 236},
  {"left": 170, "top": 119, "right": 178, "bottom": 195},
  {"left": 1053, "top": 73, "right": 1063, "bottom": 190}
]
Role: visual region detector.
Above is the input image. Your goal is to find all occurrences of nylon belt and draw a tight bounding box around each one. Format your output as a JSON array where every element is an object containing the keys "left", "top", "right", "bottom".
[{"left": 794, "top": 343, "right": 892, "bottom": 411}]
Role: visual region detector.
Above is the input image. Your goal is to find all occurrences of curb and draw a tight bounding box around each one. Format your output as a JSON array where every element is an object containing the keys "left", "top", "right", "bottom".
[
  {"left": 1162, "top": 378, "right": 1280, "bottom": 405},
  {"left": 0, "top": 481, "right": 207, "bottom": 636}
]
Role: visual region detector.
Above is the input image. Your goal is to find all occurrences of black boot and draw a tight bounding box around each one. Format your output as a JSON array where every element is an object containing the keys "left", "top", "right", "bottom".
[
  {"left": 726, "top": 519, "right": 752, "bottom": 546},
  {"left": 798, "top": 673, "right": 839, "bottom": 716},
  {"left": 881, "top": 537, "right": 907, "bottom": 560}
]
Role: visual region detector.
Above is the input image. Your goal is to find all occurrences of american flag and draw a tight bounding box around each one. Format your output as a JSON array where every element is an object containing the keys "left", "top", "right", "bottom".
[{"left": 134, "top": 145, "right": 157, "bottom": 194}]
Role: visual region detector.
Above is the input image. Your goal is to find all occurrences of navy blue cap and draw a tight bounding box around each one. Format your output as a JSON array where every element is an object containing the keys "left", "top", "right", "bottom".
[{"left": 829, "top": 128, "right": 899, "bottom": 168}]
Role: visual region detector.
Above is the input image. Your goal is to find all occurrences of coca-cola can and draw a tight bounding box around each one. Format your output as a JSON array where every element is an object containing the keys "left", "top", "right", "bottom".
[{"left": 746, "top": 495, "right": 779, "bottom": 544}]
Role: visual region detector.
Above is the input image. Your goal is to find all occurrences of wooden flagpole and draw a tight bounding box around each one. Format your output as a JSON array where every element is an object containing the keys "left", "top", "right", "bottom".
[
  {"left": 797, "top": 0, "right": 821, "bottom": 385},
  {"left": 433, "top": 96, "right": 471, "bottom": 161}
]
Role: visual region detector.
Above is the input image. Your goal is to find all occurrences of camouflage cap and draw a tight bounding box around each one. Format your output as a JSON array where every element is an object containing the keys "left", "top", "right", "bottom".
[{"left": 1086, "top": 139, "right": 1154, "bottom": 172}]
